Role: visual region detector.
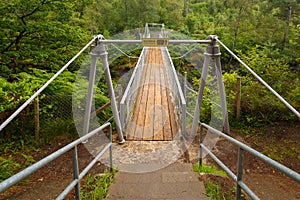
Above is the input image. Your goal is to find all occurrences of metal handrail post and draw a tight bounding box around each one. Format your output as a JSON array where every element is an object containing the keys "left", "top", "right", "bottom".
[
  {"left": 182, "top": 104, "right": 187, "bottom": 137},
  {"left": 97, "top": 36, "right": 125, "bottom": 144},
  {"left": 199, "top": 125, "right": 203, "bottom": 166},
  {"left": 109, "top": 124, "right": 113, "bottom": 171},
  {"left": 72, "top": 146, "right": 80, "bottom": 200},
  {"left": 183, "top": 72, "right": 187, "bottom": 99},
  {"left": 236, "top": 148, "right": 244, "bottom": 200}
]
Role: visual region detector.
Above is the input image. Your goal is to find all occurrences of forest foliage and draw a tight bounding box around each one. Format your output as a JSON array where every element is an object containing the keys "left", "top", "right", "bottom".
[{"left": 0, "top": 0, "right": 300, "bottom": 142}]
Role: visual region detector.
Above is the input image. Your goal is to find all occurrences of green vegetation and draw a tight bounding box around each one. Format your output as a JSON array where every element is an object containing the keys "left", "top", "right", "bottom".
[
  {"left": 1, "top": 0, "right": 299, "bottom": 145},
  {"left": 194, "top": 164, "right": 227, "bottom": 177},
  {"left": 0, "top": 3, "right": 299, "bottom": 192},
  {"left": 80, "top": 169, "right": 116, "bottom": 200},
  {"left": 0, "top": 157, "right": 20, "bottom": 182},
  {"left": 204, "top": 180, "right": 235, "bottom": 200},
  {"left": 0, "top": 154, "right": 35, "bottom": 182}
]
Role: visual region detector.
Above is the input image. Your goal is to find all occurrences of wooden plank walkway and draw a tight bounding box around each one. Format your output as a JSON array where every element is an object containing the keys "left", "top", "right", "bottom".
[{"left": 126, "top": 47, "right": 178, "bottom": 141}]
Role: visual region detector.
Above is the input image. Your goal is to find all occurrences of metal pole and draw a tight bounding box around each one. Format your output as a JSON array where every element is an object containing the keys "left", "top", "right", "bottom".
[
  {"left": 214, "top": 44, "right": 230, "bottom": 133},
  {"left": 191, "top": 47, "right": 210, "bottom": 136},
  {"left": 0, "top": 38, "right": 95, "bottom": 132},
  {"left": 199, "top": 125, "right": 203, "bottom": 166},
  {"left": 217, "top": 38, "right": 300, "bottom": 119},
  {"left": 72, "top": 146, "right": 80, "bottom": 200},
  {"left": 236, "top": 148, "right": 244, "bottom": 200},
  {"left": 109, "top": 124, "right": 113, "bottom": 171},
  {"left": 183, "top": 71, "right": 187, "bottom": 99},
  {"left": 182, "top": 104, "right": 186, "bottom": 138},
  {"left": 98, "top": 41, "right": 125, "bottom": 144},
  {"left": 83, "top": 53, "right": 98, "bottom": 136}
]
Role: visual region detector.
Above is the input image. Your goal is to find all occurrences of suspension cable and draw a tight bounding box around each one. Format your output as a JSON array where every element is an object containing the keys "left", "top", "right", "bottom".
[
  {"left": 100, "top": 36, "right": 139, "bottom": 59},
  {"left": 0, "top": 38, "right": 96, "bottom": 131},
  {"left": 216, "top": 38, "right": 300, "bottom": 119},
  {"left": 110, "top": 43, "right": 139, "bottom": 59},
  {"left": 171, "top": 44, "right": 200, "bottom": 59}
]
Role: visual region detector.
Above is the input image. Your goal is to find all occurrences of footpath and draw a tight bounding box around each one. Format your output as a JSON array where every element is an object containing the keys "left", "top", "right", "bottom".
[{"left": 103, "top": 141, "right": 210, "bottom": 200}]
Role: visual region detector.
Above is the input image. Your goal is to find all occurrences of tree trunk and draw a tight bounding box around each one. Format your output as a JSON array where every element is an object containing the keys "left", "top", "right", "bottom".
[
  {"left": 282, "top": 5, "right": 292, "bottom": 51},
  {"left": 232, "top": 6, "right": 243, "bottom": 50}
]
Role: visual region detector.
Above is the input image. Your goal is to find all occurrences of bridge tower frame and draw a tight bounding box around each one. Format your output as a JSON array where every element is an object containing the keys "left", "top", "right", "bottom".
[{"left": 191, "top": 35, "right": 230, "bottom": 136}]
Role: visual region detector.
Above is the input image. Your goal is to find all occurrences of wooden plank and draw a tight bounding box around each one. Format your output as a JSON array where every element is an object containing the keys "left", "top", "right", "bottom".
[
  {"left": 163, "top": 64, "right": 178, "bottom": 140},
  {"left": 153, "top": 64, "right": 164, "bottom": 140},
  {"left": 126, "top": 48, "right": 150, "bottom": 140},
  {"left": 134, "top": 49, "right": 153, "bottom": 140},
  {"left": 160, "top": 64, "right": 173, "bottom": 140},
  {"left": 126, "top": 47, "right": 178, "bottom": 141},
  {"left": 143, "top": 56, "right": 155, "bottom": 140}
]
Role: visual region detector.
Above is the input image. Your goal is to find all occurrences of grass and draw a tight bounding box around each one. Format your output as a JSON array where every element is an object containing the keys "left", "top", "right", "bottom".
[
  {"left": 80, "top": 169, "right": 117, "bottom": 200},
  {"left": 0, "top": 156, "right": 20, "bottom": 182},
  {"left": 193, "top": 164, "right": 227, "bottom": 177},
  {"left": 193, "top": 164, "right": 239, "bottom": 200}
]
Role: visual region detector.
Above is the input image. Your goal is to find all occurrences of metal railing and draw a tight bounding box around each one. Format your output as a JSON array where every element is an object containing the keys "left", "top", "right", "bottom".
[
  {"left": 216, "top": 38, "right": 300, "bottom": 119},
  {"left": 0, "top": 122, "right": 113, "bottom": 200},
  {"left": 198, "top": 122, "right": 300, "bottom": 200},
  {"left": 142, "top": 23, "right": 167, "bottom": 38},
  {"left": 182, "top": 37, "right": 300, "bottom": 199},
  {"left": 120, "top": 47, "right": 147, "bottom": 131},
  {"left": 162, "top": 47, "right": 187, "bottom": 136}
]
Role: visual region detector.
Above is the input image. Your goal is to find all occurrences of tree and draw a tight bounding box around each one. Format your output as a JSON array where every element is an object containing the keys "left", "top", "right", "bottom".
[{"left": 0, "top": 0, "right": 90, "bottom": 78}]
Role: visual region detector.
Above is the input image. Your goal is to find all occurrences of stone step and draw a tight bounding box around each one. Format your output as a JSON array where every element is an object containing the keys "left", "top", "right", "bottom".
[{"left": 105, "top": 162, "right": 210, "bottom": 200}]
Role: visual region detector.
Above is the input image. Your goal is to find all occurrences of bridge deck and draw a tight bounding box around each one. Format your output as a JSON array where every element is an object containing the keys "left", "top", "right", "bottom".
[{"left": 126, "top": 47, "right": 178, "bottom": 141}]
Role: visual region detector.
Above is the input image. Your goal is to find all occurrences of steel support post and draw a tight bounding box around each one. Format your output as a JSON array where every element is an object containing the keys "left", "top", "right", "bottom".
[
  {"left": 191, "top": 35, "right": 230, "bottom": 136},
  {"left": 236, "top": 148, "right": 244, "bottom": 200},
  {"left": 213, "top": 41, "right": 230, "bottom": 133},
  {"left": 83, "top": 53, "right": 98, "bottom": 136},
  {"left": 98, "top": 41, "right": 125, "bottom": 144},
  {"left": 109, "top": 125, "right": 113, "bottom": 171},
  {"left": 199, "top": 125, "right": 203, "bottom": 166},
  {"left": 191, "top": 47, "right": 210, "bottom": 136}
]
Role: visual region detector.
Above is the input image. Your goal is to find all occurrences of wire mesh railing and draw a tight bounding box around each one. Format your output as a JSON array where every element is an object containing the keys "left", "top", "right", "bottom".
[
  {"left": 120, "top": 47, "right": 147, "bottom": 131},
  {"left": 162, "top": 47, "right": 186, "bottom": 136}
]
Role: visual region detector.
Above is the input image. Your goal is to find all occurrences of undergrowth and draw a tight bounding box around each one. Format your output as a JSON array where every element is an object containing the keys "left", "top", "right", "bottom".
[
  {"left": 194, "top": 164, "right": 227, "bottom": 177},
  {"left": 80, "top": 169, "right": 117, "bottom": 200}
]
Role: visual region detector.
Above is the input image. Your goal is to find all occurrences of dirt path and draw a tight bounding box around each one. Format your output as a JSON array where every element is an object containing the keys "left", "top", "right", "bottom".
[
  {"left": 187, "top": 121, "right": 300, "bottom": 199},
  {"left": 0, "top": 138, "right": 107, "bottom": 200}
]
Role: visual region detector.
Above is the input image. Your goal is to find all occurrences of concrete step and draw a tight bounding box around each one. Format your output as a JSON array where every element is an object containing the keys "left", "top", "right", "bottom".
[{"left": 105, "top": 162, "right": 210, "bottom": 200}]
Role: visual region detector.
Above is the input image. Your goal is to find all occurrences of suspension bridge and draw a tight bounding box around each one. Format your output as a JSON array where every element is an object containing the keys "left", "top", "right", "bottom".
[{"left": 0, "top": 23, "right": 300, "bottom": 200}]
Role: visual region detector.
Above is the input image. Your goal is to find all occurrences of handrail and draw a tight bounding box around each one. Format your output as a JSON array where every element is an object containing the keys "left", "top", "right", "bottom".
[
  {"left": 216, "top": 38, "right": 300, "bottom": 119},
  {"left": 0, "top": 38, "right": 96, "bottom": 132},
  {"left": 199, "top": 122, "right": 300, "bottom": 200},
  {"left": 120, "top": 47, "right": 146, "bottom": 129},
  {"left": 120, "top": 47, "right": 146, "bottom": 106},
  {"left": 0, "top": 123, "right": 113, "bottom": 200},
  {"left": 163, "top": 47, "right": 187, "bottom": 135}
]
